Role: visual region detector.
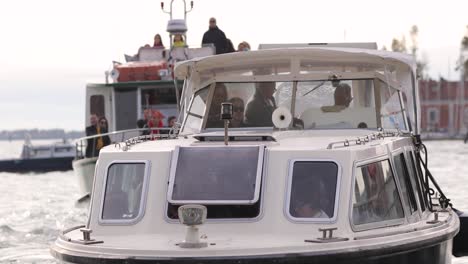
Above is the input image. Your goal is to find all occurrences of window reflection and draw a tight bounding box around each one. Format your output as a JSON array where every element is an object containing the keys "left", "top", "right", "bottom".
[
  {"left": 353, "top": 160, "right": 404, "bottom": 226},
  {"left": 102, "top": 163, "right": 146, "bottom": 221},
  {"left": 289, "top": 161, "right": 338, "bottom": 219}
]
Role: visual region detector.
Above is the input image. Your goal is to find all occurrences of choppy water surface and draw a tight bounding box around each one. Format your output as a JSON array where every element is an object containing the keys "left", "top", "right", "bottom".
[{"left": 0, "top": 139, "right": 467, "bottom": 263}]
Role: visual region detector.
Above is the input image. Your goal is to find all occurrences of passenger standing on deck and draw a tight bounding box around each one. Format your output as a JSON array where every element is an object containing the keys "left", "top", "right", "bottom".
[
  {"left": 85, "top": 114, "right": 99, "bottom": 158},
  {"left": 98, "top": 117, "right": 111, "bottom": 147},
  {"left": 173, "top": 34, "right": 186, "bottom": 48},
  {"left": 85, "top": 114, "right": 108, "bottom": 157},
  {"left": 153, "top": 34, "right": 165, "bottom": 49},
  {"left": 202, "top": 17, "right": 228, "bottom": 54},
  {"left": 226, "top": 39, "right": 235, "bottom": 53},
  {"left": 237, "top": 41, "right": 251, "bottom": 52}
]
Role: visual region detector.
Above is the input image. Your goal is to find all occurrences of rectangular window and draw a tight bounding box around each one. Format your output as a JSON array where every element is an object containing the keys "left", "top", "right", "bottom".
[
  {"left": 101, "top": 162, "right": 148, "bottom": 223},
  {"left": 352, "top": 160, "right": 404, "bottom": 227},
  {"left": 90, "top": 95, "right": 105, "bottom": 118},
  {"left": 287, "top": 161, "right": 339, "bottom": 221},
  {"left": 393, "top": 153, "right": 418, "bottom": 214},
  {"left": 168, "top": 146, "right": 264, "bottom": 204}
]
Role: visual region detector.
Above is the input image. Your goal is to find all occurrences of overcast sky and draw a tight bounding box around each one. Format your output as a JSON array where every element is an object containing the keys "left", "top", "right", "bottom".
[{"left": 0, "top": 0, "right": 467, "bottom": 130}]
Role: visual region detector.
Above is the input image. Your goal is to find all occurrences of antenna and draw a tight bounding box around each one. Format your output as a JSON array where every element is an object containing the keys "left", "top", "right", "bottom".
[{"left": 161, "top": 0, "right": 194, "bottom": 20}]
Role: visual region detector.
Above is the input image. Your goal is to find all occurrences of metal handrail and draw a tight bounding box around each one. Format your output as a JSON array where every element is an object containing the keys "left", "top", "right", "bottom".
[{"left": 74, "top": 127, "right": 175, "bottom": 160}]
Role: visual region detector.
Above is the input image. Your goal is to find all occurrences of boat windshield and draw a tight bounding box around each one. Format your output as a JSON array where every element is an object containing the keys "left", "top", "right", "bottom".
[{"left": 181, "top": 79, "right": 407, "bottom": 133}]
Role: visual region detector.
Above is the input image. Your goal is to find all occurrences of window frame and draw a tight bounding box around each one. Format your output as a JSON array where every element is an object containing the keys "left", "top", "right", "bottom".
[
  {"left": 98, "top": 160, "right": 151, "bottom": 225},
  {"left": 390, "top": 148, "right": 420, "bottom": 221},
  {"left": 405, "top": 149, "right": 428, "bottom": 213},
  {"left": 284, "top": 159, "right": 341, "bottom": 223},
  {"left": 349, "top": 155, "right": 406, "bottom": 232},
  {"left": 167, "top": 145, "right": 265, "bottom": 205},
  {"left": 181, "top": 84, "right": 212, "bottom": 134}
]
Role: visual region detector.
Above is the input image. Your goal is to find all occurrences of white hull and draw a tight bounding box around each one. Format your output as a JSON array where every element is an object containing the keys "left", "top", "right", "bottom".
[{"left": 72, "top": 157, "right": 97, "bottom": 198}]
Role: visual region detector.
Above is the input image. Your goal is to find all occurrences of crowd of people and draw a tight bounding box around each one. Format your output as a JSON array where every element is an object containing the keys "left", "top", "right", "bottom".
[
  {"left": 85, "top": 111, "right": 176, "bottom": 158},
  {"left": 136, "top": 109, "right": 176, "bottom": 136},
  {"left": 139, "top": 17, "right": 251, "bottom": 55}
]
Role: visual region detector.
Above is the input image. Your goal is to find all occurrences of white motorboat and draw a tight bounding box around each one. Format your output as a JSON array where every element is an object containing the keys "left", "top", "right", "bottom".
[
  {"left": 72, "top": 0, "right": 214, "bottom": 200},
  {"left": 52, "top": 44, "right": 468, "bottom": 263}
]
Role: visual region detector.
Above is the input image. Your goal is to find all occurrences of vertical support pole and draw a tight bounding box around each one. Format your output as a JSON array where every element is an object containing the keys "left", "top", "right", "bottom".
[{"left": 224, "top": 120, "right": 229, "bottom": 145}]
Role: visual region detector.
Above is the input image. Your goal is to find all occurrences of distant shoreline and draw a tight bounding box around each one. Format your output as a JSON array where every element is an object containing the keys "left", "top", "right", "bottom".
[{"left": 0, "top": 129, "right": 84, "bottom": 141}]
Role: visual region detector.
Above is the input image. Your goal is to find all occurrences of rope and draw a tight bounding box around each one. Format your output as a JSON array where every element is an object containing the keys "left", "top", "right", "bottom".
[{"left": 414, "top": 138, "right": 452, "bottom": 211}]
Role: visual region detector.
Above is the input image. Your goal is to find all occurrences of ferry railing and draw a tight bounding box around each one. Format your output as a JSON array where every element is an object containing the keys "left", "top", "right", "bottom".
[{"left": 74, "top": 127, "right": 174, "bottom": 160}]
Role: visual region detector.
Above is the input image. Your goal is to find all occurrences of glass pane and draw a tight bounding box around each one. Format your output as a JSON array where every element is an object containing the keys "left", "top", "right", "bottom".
[
  {"left": 380, "top": 82, "right": 406, "bottom": 130},
  {"left": 289, "top": 161, "right": 338, "bottom": 218},
  {"left": 393, "top": 154, "right": 418, "bottom": 214},
  {"left": 407, "top": 151, "right": 426, "bottom": 210},
  {"left": 202, "top": 80, "right": 378, "bottom": 130},
  {"left": 352, "top": 160, "right": 404, "bottom": 225},
  {"left": 206, "top": 82, "right": 255, "bottom": 128},
  {"left": 182, "top": 88, "right": 209, "bottom": 133},
  {"left": 90, "top": 95, "right": 105, "bottom": 117},
  {"left": 102, "top": 163, "right": 146, "bottom": 220},
  {"left": 295, "top": 80, "right": 376, "bottom": 129},
  {"left": 171, "top": 146, "right": 261, "bottom": 202}
]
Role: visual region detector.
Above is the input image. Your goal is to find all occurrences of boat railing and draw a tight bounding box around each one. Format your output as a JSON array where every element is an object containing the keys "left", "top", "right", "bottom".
[{"left": 74, "top": 127, "right": 174, "bottom": 160}]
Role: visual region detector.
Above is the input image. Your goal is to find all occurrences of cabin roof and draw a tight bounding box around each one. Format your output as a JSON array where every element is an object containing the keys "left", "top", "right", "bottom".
[{"left": 174, "top": 47, "right": 416, "bottom": 79}]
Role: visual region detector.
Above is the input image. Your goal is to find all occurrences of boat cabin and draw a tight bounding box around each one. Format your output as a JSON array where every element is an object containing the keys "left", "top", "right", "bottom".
[{"left": 53, "top": 48, "right": 465, "bottom": 264}]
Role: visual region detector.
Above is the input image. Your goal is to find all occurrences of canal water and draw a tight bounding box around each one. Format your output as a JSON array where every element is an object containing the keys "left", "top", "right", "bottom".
[{"left": 0, "top": 139, "right": 467, "bottom": 263}]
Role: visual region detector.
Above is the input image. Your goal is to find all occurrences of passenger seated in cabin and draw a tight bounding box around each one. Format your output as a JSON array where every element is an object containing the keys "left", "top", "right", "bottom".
[
  {"left": 173, "top": 34, "right": 186, "bottom": 48},
  {"left": 206, "top": 84, "right": 228, "bottom": 128},
  {"left": 237, "top": 41, "right": 250, "bottom": 52},
  {"left": 291, "top": 180, "right": 329, "bottom": 218},
  {"left": 153, "top": 34, "right": 165, "bottom": 49},
  {"left": 228, "top": 97, "right": 246, "bottom": 128},
  {"left": 321, "top": 83, "right": 353, "bottom": 113},
  {"left": 244, "top": 82, "right": 277, "bottom": 127}
]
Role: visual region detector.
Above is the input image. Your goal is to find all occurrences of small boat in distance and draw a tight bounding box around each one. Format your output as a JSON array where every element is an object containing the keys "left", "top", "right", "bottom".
[{"left": 0, "top": 137, "right": 75, "bottom": 173}]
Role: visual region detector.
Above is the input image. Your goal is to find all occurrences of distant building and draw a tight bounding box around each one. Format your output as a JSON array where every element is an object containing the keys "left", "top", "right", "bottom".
[{"left": 419, "top": 79, "right": 468, "bottom": 137}]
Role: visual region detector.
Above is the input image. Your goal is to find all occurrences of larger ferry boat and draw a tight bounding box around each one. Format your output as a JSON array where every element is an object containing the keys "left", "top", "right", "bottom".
[
  {"left": 52, "top": 43, "right": 468, "bottom": 263},
  {"left": 72, "top": 0, "right": 214, "bottom": 200}
]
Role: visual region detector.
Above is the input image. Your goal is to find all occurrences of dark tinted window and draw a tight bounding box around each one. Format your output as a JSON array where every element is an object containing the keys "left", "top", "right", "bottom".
[
  {"left": 352, "top": 160, "right": 404, "bottom": 225},
  {"left": 102, "top": 163, "right": 146, "bottom": 221},
  {"left": 170, "top": 146, "right": 262, "bottom": 203},
  {"left": 90, "top": 95, "right": 105, "bottom": 117},
  {"left": 407, "top": 151, "right": 426, "bottom": 210},
  {"left": 393, "top": 153, "right": 418, "bottom": 214},
  {"left": 289, "top": 161, "right": 338, "bottom": 219}
]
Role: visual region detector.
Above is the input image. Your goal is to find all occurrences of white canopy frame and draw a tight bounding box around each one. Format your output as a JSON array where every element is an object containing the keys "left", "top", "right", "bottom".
[{"left": 175, "top": 48, "right": 419, "bottom": 134}]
